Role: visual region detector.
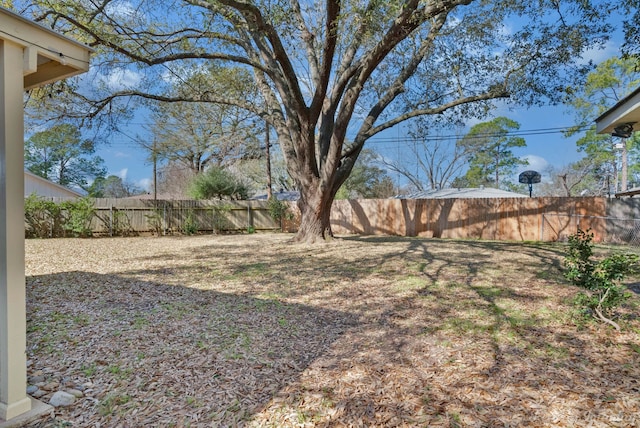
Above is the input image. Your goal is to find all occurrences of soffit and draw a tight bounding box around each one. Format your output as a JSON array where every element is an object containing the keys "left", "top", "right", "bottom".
[{"left": 0, "top": 6, "right": 92, "bottom": 90}]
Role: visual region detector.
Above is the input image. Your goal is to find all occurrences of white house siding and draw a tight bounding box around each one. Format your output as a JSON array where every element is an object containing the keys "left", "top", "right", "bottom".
[{"left": 24, "top": 171, "right": 82, "bottom": 198}]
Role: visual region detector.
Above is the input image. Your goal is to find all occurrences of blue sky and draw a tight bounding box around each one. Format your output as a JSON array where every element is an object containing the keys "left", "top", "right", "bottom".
[
  {"left": 94, "top": 27, "right": 624, "bottom": 192},
  {"left": 99, "top": 102, "right": 591, "bottom": 192}
]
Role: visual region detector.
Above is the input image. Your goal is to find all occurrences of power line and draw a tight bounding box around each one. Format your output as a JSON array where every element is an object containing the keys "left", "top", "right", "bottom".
[
  {"left": 366, "top": 124, "right": 591, "bottom": 144},
  {"left": 118, "top": 122, "right": 591, "bottom": 142}
]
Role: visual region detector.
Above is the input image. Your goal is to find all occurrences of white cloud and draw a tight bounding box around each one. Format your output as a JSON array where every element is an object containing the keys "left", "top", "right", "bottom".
[
  {"left": 579, "top": 40, "right": 619, "bottom": 66},
  {"left": 117, "top": 168, "right": 128, "bottom": 180},
  {"left": 136, "top": 178, "right": 152, "bottom": 191},
  {"left": 100, "top": 68, "right": 142, "bottom": 91},
  {"left": 521, "top": 154, "right": 549, "bottom": 172},
  {"left": 160, "top": 64, "right": 207, "bottom": 85},
  {"left": 105, "top": 1, "right": 140, "bottom": 20}
]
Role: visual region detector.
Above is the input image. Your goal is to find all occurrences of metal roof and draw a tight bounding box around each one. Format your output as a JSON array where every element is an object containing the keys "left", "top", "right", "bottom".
[
  {"left": 397, "top": 187, "right": 527, "bottom": 199},
  {"left": 250, "top": 191, "right": 300, "bottom": 201}
]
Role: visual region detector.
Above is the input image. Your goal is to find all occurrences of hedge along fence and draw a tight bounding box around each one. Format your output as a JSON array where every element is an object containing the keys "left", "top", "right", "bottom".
[
  {"left": 24, "top": 195, "right": 640, "bottom": 243},
  {"left": 25, "top": 197, "right": 287, "bottom": 237}
]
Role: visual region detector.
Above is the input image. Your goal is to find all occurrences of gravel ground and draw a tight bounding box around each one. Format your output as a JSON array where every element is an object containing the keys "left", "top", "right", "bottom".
[{"left": 22, "top": 234, "right": 640, "bottom": 427}]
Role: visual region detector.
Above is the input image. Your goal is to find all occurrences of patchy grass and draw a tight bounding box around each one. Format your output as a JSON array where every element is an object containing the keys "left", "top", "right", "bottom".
[{"left": 24, "top": 234, "right": 640, "bottom": 427}]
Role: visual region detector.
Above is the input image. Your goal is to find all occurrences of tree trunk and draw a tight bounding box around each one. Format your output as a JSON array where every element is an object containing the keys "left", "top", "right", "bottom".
[{"left": 292, "top": 185, "right": 336, "bottom": 244}]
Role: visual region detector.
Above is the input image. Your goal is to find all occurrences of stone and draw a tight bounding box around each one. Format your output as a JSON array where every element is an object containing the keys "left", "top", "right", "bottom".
[
  {"left": 42, "top": 381, "right": 60, "bottom": 391},
  {"left": 29, "top": 374, "right": 45, "bottom": 383},
  {"left": 26, "top": 385, "right": 39, "bottom": 394},
  {"left": 49, "top": 391, "right": 76, "bottom": 407},
  {"left": 65, "top": 388, "right": 84, "bottom": 398},
  {"left": 32, "top": 389, "right": 47, "bottom": 398}
]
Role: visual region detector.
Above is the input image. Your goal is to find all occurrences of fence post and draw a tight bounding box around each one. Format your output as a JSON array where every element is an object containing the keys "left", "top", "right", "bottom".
[
  {"left": 109, "top": 205, "right": 114, "bottom": 237},
  {"left": 163, "top": 202, "right": 167, "bottom": 236}
]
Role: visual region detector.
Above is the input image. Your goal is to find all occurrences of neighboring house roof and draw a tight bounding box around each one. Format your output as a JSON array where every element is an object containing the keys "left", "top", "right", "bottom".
[
  {"left": 24, "top": 170, "right": 83, "bottom": 198},
  {"left": 614, "top": 186, "right": 640, "bottom": 198},
  {"left": 398, "top": 187, "right": 527, "bottom": 199},
  {"left": 122, "top": 192, "right": 184, "bottom": 200},
  {"left": 250, "top": 191, "right": 300, "bottom": 201}
]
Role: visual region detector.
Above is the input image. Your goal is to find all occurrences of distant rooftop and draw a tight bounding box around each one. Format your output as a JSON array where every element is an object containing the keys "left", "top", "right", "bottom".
[
  {"left": 122, "top": 192, "right": 186, "bottom": 200},
  {"left": 251, "top": 191, "right": 300, "bottom": 201},
  {"left": 397, "top": 187, "right": 527, "bottom": 199}
]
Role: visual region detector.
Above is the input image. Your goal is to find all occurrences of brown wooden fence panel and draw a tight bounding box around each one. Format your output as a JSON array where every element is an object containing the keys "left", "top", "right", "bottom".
[
  {"left": 77, "top": 199, "right": 281, "bottom": 235},
  {"left": 326, "top": 197, "right": 615, "bottom": 242},
  {"left": 31, "top": 196, "right": 636, "bottom": 242}
]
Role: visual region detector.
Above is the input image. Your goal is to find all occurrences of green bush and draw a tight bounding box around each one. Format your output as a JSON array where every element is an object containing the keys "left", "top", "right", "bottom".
[
  {"left": 24, "top": 193, "right": 63, "bottom": 238},
  {"left": 182, "top": 209, "right": 198, "bottom": 235},
  {"left": 266, "top": 197, "right": 293, "bottom": 230},
  {"left": 564, "top": 228, "right": 638, "bottom": 330},
  {"left": 60, "top": 197, "right": 96, "bottom": 237},
  {"left": 188, "top": 167, "right": 248, "bottom": 200}
]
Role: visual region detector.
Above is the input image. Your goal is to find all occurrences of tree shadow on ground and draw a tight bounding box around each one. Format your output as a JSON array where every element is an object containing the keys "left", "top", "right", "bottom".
[
  {"left": 25, "top": 271, "right": 358, "bottom": 427},
  {"left": 26, "top": 235, "right": 640, "bottom": 427},
  {"left": 235, "top": 235, "right": 640, "bottom": 426}
]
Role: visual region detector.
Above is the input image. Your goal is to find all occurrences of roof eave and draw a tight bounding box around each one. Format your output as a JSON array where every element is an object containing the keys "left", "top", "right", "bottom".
[
  {"left": 0, "top": 6, "right": 93, "bottom": 90},
  {"left": 595, "top": 86, "right": 640, "bottom": 135}
]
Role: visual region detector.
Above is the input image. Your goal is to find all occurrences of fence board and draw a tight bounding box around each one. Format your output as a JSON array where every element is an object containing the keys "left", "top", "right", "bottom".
[
  {"left": 329, "top": 197, "right": 617, "bottom": 242},
  {"left": 26, "top": 196, "right": 640, "bottom": 243}
]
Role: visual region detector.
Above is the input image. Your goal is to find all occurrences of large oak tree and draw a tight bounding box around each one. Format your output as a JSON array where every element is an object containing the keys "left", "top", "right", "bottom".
[{"left": 20, "top": 0, "right": 616, "bottom": 242}]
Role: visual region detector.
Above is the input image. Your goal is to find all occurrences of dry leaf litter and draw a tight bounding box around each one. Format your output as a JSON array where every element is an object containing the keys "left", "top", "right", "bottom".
[{"left": 20, "top": 234, "right": 640, "bottom": 427}]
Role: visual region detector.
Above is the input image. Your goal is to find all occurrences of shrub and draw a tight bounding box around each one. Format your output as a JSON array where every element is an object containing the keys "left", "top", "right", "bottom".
[
  {"left": 564, "top": 228, "right": 638, "bottom": 330},
  {"left": 60, "top": 197, "right": 96, "bottom": 237},
  {"left": 24, "top": 193, "right": 63, "bottom": 238},
  {"left": 266, "top": 197, "right": 293, "bottom": 230},
  {"left": 182, "top": 209, "right": 198, "bottom": 235},
  {"left": 188, "top": 167, "right": 248, "bottom": 200}
]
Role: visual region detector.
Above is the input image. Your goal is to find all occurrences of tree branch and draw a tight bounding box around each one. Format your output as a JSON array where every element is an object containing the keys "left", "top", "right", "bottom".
[
  {"left": 361, "top": 89, "right": 510, "bottom": 141},
  {"left": 216, "top": 0, "right": 308, "bottom": 117},
  {"left": 75, "top": 90, "right": 262, "bottom": 119}
]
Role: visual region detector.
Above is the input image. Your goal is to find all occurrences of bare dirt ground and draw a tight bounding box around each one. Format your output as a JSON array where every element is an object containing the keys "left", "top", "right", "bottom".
[{"left": 23, "top": 234, "right": 640, "bottom": 427}]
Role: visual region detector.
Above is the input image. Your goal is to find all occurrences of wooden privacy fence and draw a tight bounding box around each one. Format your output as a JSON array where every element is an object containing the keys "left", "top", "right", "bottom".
[
  {"left": 30, "top": 197, "right": 640, "bottom": 243},
  {"left": 89, "top": 199, "right": 280, "bottom": 235},
  {"left": 329, "top": 197, "right": 640, "bottom": 243}
]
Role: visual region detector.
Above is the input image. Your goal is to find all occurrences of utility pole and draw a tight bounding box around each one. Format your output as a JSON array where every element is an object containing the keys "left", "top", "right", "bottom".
[
  {"left": 152, "top": 138, "right": 158, "bottom": 203},
  {"left": 265, "top": 123, "right": 273, "bottom": 199}
]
